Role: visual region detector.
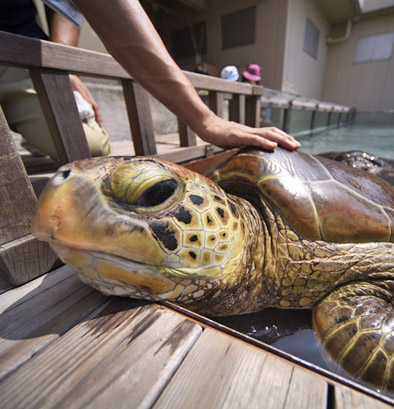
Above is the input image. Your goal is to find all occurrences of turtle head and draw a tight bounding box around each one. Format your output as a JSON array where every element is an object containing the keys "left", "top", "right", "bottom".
[{"left": 32, "top": 156, "right": 245, "bottom": 303}]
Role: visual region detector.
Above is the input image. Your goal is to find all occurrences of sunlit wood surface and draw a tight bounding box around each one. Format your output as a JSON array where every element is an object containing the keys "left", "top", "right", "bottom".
[{"left": 0, "top": 266, "right": 392, "bottom": 409}]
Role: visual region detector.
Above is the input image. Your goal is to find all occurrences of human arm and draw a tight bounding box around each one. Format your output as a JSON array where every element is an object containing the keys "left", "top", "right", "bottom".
[
  {"left": 73, "top": 0, "right": 299, "bottom": 150},
  {"left": 45, "top": 8, "right": 103, "bottom": 126}
]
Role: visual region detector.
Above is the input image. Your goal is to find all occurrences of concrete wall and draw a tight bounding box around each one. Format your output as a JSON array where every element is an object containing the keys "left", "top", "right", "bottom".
[
  {"left": 282, "top": 0, "right": 330, "bottom": 98},
  {"left": 323, "top": 11, "right": 394, "bottom": 110},
  {"left": 362, "top": 0, "right": 394, "bottom": 12}
]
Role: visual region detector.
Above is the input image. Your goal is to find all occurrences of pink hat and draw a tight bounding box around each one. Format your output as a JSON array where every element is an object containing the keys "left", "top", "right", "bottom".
[{"left": 243, "top": 63, "right": 262, "bottom": 82}]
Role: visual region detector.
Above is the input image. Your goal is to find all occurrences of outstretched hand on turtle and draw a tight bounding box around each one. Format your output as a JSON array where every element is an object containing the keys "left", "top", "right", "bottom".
[{"left": 196, "top": 114, "right": 300, "bottom": 150}]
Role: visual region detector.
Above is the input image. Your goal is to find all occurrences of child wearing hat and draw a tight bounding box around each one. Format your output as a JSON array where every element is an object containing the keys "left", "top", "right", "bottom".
[
  {"left": 242, "top": 63, "right": 262, "bottom": 84},
  {"left": 220, "top": 66, "right": 239, "bottom": 81}
]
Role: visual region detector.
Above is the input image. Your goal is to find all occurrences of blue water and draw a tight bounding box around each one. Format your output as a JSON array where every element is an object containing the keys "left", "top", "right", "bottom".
[{"left": 297, "top": 124, "right": 394, "bottom": 160}]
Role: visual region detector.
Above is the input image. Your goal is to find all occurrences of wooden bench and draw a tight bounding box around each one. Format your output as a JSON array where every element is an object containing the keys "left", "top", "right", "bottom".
[{"left": 1, "top": 31, "right": 393, "bottom": 408}]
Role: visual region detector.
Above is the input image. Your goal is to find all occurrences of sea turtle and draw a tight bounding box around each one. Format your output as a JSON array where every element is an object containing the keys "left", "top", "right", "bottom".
[
  {"left": 32, "top": 148, "right": 394, "bottom": 392},
  {"left": 321, "top": 151, "right": 394, "bottom": 186},
  {"left": 321, "top": 150, "right": 393, "bottom": 174}
]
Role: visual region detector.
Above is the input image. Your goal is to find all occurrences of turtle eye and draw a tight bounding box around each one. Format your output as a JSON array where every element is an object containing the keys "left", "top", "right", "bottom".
[
  {"left": 108, "top": 161, "right": 183, "bottom": 213},
  {"left": 134, "top": 179, "right": 177, "bottom": 207}
]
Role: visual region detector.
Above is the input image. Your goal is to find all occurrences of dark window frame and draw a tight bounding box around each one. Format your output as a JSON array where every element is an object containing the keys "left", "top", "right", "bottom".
[
  {"left": 171, "top": 22, "right": 207, "bottom": 60},
  {"left": 221, "top": 6, "right": 256, "bottom": 50},
  {"left": 303, "top": 17, "right": 320, "bottom": 60}
]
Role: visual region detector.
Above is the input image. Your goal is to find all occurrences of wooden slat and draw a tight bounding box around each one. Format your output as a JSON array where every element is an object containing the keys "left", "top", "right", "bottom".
[
  {"left": 0, "top": 266, "right": 107, "bottom": 380},
  {"left": 229, "top": 94, "right": 246, "bottom": 124},
  {"left": 0, "top": 111, "right": 37, "bottom": 244},
  {"left": 0, "top": 31, "right": 130, "bottom": 80},
  {"left": 184, "top": 148, "right": 238, "bottom": 174},
  {"left": 30, "top": 68, "right": 90, "bottom": 163},
  {"left": 208, "top": 91, "right": 224, "bottom": 118},
  {"left": 154, "top": 328, "right": 328, "bottom": 409},
  {"left": 178, "top": 119, "right": 197, "bottom": 147},
  {"left": 0, "top": 274, "right": 13, "bottom": 295},
  {"left": 245, "top": 95, "right": 262, "bottom": 128},
  {"left": 122, "top": 79, "right": 157, "bottom": 156},
  {"left": 185, "top": 71, "right": 263, "bottom": 95},
  {"left": 0, "top": 234, "right": 58, "bottom": 286},
  {"left": 334, "top": 384, "right": 393, "bottom": 409},
  {"left": 0, "top": 301, "right": 202, "bottom": 409},
  {"left": 154, "top": 144, "right": 224, "bottom": 165},
  {"left": 0, "top": 32, "right": 263, "bottom": 95},
  {"left": 0, "top": 109, "right": 57, "bottom": 285}
]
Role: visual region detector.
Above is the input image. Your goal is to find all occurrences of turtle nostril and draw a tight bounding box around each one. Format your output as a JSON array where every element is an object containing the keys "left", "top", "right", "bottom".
[
  {"left": 60, "top": 169, "right": 71, "bottom": 179},
  {"left": 56, "top": 166, "right": 72, "bottom": 180}
]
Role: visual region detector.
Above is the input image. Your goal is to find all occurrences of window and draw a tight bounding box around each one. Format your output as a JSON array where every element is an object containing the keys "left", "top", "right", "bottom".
[
  {"left": 303, "top": 17, "right": 320, "bottom": 59},
  {"left": 221, "top": 7, "right": 256, "bottom": 50},
  {"left": 354, "top": 32, "right": 394, "bottom": 63},
  {"left": 172, "top": 22, "right": 207, "bottom": 59}
]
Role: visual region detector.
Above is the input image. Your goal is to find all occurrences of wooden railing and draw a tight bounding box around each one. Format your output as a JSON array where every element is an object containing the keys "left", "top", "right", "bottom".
[{"left": 0, "top": 30, "right": 262, "bottom": 164}]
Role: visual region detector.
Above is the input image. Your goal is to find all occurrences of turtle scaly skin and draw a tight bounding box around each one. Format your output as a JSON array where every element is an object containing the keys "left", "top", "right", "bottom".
[{"left": 32, "top": 148, "right": 394, "bottom": 392}]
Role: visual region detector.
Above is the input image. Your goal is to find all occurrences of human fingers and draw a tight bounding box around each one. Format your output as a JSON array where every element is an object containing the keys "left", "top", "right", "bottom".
[
  {"left": 69, "top": 75, "right": 103, "bottom": 126},
  {"left": 254, "top": 127, "right": 300, "bottom": 150}
]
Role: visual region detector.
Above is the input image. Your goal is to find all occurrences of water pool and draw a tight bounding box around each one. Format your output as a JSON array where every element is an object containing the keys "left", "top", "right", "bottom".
[{"left": 297, "top": 123, "right": 394, "bottom": 160}]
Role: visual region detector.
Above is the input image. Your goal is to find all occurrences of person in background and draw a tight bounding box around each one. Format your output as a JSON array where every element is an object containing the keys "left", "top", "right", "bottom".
[
  {"left": 220, "top": 66, "right": 239, "bottom": 82},
  {"left": 0, "top": 0, "right": 111, "bottom": 160},
  {"left": 194, "top": 64, "right": 209, "bottom": 75},
  {"left": 73, "top": 0, "right": 300, "bottom": 151},
  {"left": 242, "top": 63, "right": 263, "bottom": 85}
]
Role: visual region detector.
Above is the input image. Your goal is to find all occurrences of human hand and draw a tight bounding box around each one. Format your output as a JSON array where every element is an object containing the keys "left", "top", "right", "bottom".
[
  {"left": 197, "top": 115, "right": 300, "bottom": 150},
  {"left": 69, "top": 74, "right": 103, "bottom": 126}
]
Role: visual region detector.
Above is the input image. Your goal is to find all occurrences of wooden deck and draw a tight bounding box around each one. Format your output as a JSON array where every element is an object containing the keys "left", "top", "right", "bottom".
[{"left": 0, "top": 265, "right": 393, "bottom": 409}]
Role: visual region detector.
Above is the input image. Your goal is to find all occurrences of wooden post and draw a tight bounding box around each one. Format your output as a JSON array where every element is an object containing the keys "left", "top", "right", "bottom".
[
  {"left": 245, "top": 95, "right": 261, "bottom": 128},
  {"left": 0, "top": 109, "right": 57, "bottom": 285},
  {"left": 122, "top": 79, "right": 157, "bottom": 156},
  {"left": 178, "top": 120, "right": 197, "bottom": 147},
  {"left": 229, "top": 94, "right": 245, "bottom": 124},
  {"left": 29, "top": 68, "right": 90, "bottom": 163},
  {"left": 327, "top": 109, "right": 332, "bottom": 128},
  {"left": 208, "top": 91, "right": 224, "bottom": 118},
  {"left": 310, "top": 109, "right": 317, "bottom": 131},
  {"left": 282, "top": 107, "right": 292, "bottom": 133}
]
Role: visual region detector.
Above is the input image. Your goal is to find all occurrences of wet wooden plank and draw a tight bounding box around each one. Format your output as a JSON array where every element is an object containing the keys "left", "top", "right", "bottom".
[
  {"left": 0, "top": 266, "right": 107, "bottom": 380},
  {"left": 334, "top": 384, "right": 393, "bottom": 409},
  {"left": 154, "top": 328, "right": 328, "bottom": 409},
  {"left": 0, "top": 301, "right": 202, "bottom": 409}
]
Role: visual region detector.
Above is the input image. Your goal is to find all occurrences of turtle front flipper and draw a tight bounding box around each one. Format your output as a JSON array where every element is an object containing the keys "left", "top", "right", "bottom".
[{"left": 313, "top": 280, "right": 394, "bottom": 392}]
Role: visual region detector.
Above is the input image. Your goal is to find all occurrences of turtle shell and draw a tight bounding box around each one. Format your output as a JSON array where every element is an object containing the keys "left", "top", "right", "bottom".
[{"left": 209, "top": 148, "right": 394, "bottom": 243}]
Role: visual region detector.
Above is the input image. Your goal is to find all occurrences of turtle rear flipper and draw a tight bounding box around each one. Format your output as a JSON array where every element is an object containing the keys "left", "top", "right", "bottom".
[{"left": 313, "top": 280, "right": 394, "bottom": 391}]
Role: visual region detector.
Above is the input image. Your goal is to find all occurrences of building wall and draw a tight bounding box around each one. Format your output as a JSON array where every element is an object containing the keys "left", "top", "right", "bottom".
[
  {"left": 282, "top": 0, "right": 330, "bottom": 98},
  {"left": 362, "top": 0, "right": 394, "bottom": 12},
  {"left": 323, "top": 11, "right": 394, "bottom": 110},
  {"left": 157, "top": 0, "right": 289, "bottom": 90}
]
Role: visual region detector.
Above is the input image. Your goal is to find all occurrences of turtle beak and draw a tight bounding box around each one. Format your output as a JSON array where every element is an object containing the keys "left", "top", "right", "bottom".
[{"left": 32, "top": 161, "right": 169, "bottom": 265}]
